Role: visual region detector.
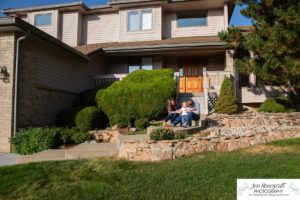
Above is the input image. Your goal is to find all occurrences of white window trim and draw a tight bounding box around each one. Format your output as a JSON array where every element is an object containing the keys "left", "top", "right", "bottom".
[
  {"left": 34, "top": 13, "right": 52, "bottom": 27},
  {"left": 127, "top": 9, "right": 153, "bottom": 32}
]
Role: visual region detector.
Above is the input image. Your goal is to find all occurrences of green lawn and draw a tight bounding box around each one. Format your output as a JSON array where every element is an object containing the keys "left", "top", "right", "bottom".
[{"left": 1, "top": 144, "right": 300, "bottom": 200}]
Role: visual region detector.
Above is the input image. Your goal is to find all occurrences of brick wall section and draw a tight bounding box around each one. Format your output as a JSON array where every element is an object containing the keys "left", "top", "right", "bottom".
[
  {"left": 17, "top": 37, "right": 77, "bottom": 128},
  {"left": 0, "top": 33, "right": 15, "bottom": 152}
]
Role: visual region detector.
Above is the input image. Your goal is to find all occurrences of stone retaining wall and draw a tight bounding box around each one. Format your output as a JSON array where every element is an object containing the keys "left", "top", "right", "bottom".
[{"left": 119, "top": 112, "right": 300, "bottom": 161}]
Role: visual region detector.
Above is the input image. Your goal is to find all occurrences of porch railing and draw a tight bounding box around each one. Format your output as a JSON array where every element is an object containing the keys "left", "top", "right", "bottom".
[{"left": 93, "top": 74, "right": 127, "bottom": 88}]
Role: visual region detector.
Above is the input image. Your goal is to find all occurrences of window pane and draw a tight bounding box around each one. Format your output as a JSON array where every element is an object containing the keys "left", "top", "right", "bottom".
[
  {"left": 129, "top": 65, "right": 140, "bottom": 73},
  {"left": 35, "top": 13, "right": 52, "bottom": 26},
  {"left": 142, "top": 57, "right": 153, "bottom": 70},
  {"left": 141, "top": 10, "right": 152, "bottom": 30},
  {"left": 177, "top": 14, "right": 207, "bottom": 27},
  {"left": 128, "top": 11, "right": 140, "bottom": 31}
]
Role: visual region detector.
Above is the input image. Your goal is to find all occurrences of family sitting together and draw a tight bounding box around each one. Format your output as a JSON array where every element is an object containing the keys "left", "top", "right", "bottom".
[{"left": 164, "top": 98, "right": 200, "bottom": 128}]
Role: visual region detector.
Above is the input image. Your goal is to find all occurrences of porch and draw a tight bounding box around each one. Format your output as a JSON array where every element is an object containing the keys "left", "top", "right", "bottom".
[{"left": 92, "top": 51, "right": 232, "bottom": 115}]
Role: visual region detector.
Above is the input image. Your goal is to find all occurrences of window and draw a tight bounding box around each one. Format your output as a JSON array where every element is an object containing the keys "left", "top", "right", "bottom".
[
  {"left": 35, "top": 13, "right": 52, "bottom": 26},
  {"left": 177, "top": 13, "right": 207, "bottom": 27},
  {"left": 128, "top": 57, "right": 153, "bottom": 73},
  {"left": 127, "top": 10, "right": 152, "bottom": 31}
]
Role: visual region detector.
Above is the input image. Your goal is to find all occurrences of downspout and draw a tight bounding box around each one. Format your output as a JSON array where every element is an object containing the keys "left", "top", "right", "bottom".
[{"left": 13, "top": 32, "right": 30, "bottom": 136}]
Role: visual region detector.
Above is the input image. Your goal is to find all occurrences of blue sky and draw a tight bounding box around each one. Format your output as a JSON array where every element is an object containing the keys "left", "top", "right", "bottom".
[{"left": 0, "top": 0, "right": 252, "bottom": 26}]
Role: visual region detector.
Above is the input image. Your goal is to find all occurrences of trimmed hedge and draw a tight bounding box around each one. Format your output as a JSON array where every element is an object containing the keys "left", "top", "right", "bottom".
[
  {"left": 214, "top": 77, "right": 238, "bottom": 114},
  {"left": 11, "top": 128, "right": 60, "bottom": 155},
  {"left": 56, "top": 106, "right": 107, "bottom": 131},
  {"left": 258, "top": 96, "right": 296, "bottom": 113},
  {"left": 75, "top": 83, "right": 113, "bottom": 107},
  {"left": 96, "top": 69, "right": 177, "bottom": 122}
]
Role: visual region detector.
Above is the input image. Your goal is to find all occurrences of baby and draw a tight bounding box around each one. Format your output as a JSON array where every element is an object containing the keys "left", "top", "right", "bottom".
[{"left": 181, "top": 102, "right": 190, "bottom": 127}]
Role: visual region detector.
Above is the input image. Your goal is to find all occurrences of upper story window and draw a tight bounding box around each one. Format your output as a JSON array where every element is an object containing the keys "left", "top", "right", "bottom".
[
  {"left": 127, "top": 9, "right": 152, "bottom": 32},
  {"left": 35, "top": 13, "right": 52, "bottom": 26},
  {"left": 177, "top": 13, "right": 207, "bottom": 27}
]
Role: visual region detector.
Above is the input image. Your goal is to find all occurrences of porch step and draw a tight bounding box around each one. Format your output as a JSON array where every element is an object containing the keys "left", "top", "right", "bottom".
[{"left": 65, "top": 143, "right": 119, "bottom": 159}]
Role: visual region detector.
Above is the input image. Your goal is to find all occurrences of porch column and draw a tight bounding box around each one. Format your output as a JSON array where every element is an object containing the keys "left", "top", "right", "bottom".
[
  {"left": 203, "top": 67, "right": 209, "bottom": 115},
  {"left": 224, "top": 3, "right": 229, "bottom": 29}
]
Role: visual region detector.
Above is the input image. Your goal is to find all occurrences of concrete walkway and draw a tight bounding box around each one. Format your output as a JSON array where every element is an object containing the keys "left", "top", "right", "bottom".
[
  {"left": 0, "top": 153, "right": 21, "bottom": 167},
  {"left": 1, "top": 122, "right": 204, "bottom": 166}
]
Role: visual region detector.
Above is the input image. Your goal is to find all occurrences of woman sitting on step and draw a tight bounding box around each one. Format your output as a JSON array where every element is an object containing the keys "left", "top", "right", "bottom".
[{"left": 164, "top": 98, "right": 179, "bottom": 126}]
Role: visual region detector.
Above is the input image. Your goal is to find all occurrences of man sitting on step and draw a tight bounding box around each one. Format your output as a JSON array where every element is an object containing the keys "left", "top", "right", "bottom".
[{"left": 187, "top": 99, "right": 200, "bottom": 126}]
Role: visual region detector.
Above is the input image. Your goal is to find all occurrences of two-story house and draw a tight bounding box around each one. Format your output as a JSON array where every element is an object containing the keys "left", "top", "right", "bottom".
[
  {"left": 5, "top": 0, "right": 235, "bottom": 100},
  {"left": 0, "top": 0, "right": 238, "bottom": 152}
]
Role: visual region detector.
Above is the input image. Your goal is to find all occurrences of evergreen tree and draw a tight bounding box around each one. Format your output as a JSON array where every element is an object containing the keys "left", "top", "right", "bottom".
[
  {"left": 219, "top": 0, "right": 300, "bottom": 87},
  {"left": 214, "top": 77, "right": 238, "bottom": 114}
]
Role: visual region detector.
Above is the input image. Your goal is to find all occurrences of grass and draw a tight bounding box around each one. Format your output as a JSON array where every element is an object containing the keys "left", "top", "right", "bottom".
[
  {"left": 267, "top": 137, "right": 300, "bottom": 146},
  {"left": 1, "top": 144, "right": 300, "bottom": 199}
]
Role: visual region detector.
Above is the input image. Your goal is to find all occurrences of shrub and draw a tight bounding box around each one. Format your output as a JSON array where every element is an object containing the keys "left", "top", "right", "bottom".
[
  {"left": 150, "top": 128, "right": 175, "bottom": 141},
  {"left": 71, "top": 131, "right": 90, "bottom": 144},
  {"left": 214, "top": 77, "right": 238, "bottom": 114},
  {"left": 174, "top": 131, "right": 186, "bottom": 140},
  {"left": 96, "top": 69, "right": 177, "bottom": 121},
  {"left": 75, "top": 83, "right": 113, "bottom": 107},
  {"left": 75, "top": 106, "right": 100, "bottom": 132},
  {"left": 56, "top": 106, "right": 107, "bottom": 131},
  {"left": 258, "top": 96, "right": 296, "bottom": 113},
  {"left": 109, "top": 114, "right": 130, "bottom": 128},
  {"left": 10, "top": 128, "right": 60, "bottom": 155},
  {"left": 134, "top": 118, "right": 149, "bottom": 130}
]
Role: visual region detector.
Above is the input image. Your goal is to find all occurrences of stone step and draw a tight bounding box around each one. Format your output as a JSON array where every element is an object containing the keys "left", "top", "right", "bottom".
[
  {"left": 65, "top": 143, "right": 119, "bottom": 159},
  {"left": 17, "top": 149, "right": 66, "bottom": 164},
  {"left": 115, "top": 134, "right": 150, "bottom": 148}
]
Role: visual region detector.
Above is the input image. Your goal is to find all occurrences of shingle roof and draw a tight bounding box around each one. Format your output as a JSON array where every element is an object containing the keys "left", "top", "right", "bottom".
[{"left": 76, "top": 36, "right": 222, "bottom": 55}]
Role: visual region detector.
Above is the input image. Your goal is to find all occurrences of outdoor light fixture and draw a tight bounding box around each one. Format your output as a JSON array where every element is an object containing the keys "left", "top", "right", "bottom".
[{"left": 0, "top": 65, "right": 8, "bottom": 80}]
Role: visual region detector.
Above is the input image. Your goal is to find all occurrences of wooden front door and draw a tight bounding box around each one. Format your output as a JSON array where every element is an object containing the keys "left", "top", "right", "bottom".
[{"left": 179, "top": 58, "right": 204, "bottom": 94}]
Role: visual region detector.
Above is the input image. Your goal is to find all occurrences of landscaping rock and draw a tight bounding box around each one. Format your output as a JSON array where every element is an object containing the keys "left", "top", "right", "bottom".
[
  {"left": 94, "top": 130, "right": 120, "bottom": 143},
  {"left": 119, "top": 112, "right": 300, "bottom": 161}
]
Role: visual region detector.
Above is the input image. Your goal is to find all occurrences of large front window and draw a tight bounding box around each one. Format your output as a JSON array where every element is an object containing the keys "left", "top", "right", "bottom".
[
  {"left": 127, "top": 10, "right": 153, "bottom": 31},
  {"left": 35, "top": 13, "right": 52, "bottom": 26},
  {"left": 128, "top": 57, "right": 153, "bottom": 73},
  {"left": 177, "top": 13, "right": 207, "bottom": 27}
]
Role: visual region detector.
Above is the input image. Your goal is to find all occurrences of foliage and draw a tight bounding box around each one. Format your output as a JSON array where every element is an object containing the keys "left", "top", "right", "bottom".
[
  {"left": 2, "top": 146, "right": 300, "bottom": 199},
  {"left": 57, "top": 127, "right": 89, "bottom": 145},
  {"left": 75, "top": 106, "right": 100, "bottom": 132},
  {"left": 56, "top": 106, "right": 107, "bottom": 131},
  {"left": 109, "top": 114, "right": 130, "bottom": 128},
  {"left": 10, "top": 128, "right": 60, "bottom": 155},
  {"left": 150, "top": 128, "right": 175, "bottom": 141},
  {"left": 75, "top": 83, "right": 113, "bottom": 107},
  {"left": 214, "top": 77, "right": 238, "bottom": 114},
  {"left": 219, "top": 0, "right": 300, "bottom": 87},
  {"left": 96, "top": 69, "right": 177, "bottom": 121},
  {"left": 134, "top": 118, "right": 149, "bottom": 130},
  {"left": 258, "top": 96, "right": 296, "bottom": 113},
  {"left": 70, "top": 131, "right": 90, "bottom": 144},
  {"left": 174, "top": 131, "right": 186, "bottom": 140}
]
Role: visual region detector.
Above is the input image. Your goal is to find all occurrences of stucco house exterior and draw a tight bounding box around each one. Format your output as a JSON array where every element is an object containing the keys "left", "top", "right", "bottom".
[{"left": 0, "top": 0, "right": 286, "bottom": 152}]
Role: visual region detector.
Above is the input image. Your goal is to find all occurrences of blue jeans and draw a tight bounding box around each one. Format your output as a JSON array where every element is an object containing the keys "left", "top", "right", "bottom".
[
  {"left": 187, "top": 112, "right": 200, "bottom": 125},
  {"left": 165, "top": 113, "right": 179, "bottom": 123},
  {"left": 182, "top": 115, "right": 189, "bottom": 125},
  {"left": 172, "top": 115, "right": 182, "bottom": 127}
]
